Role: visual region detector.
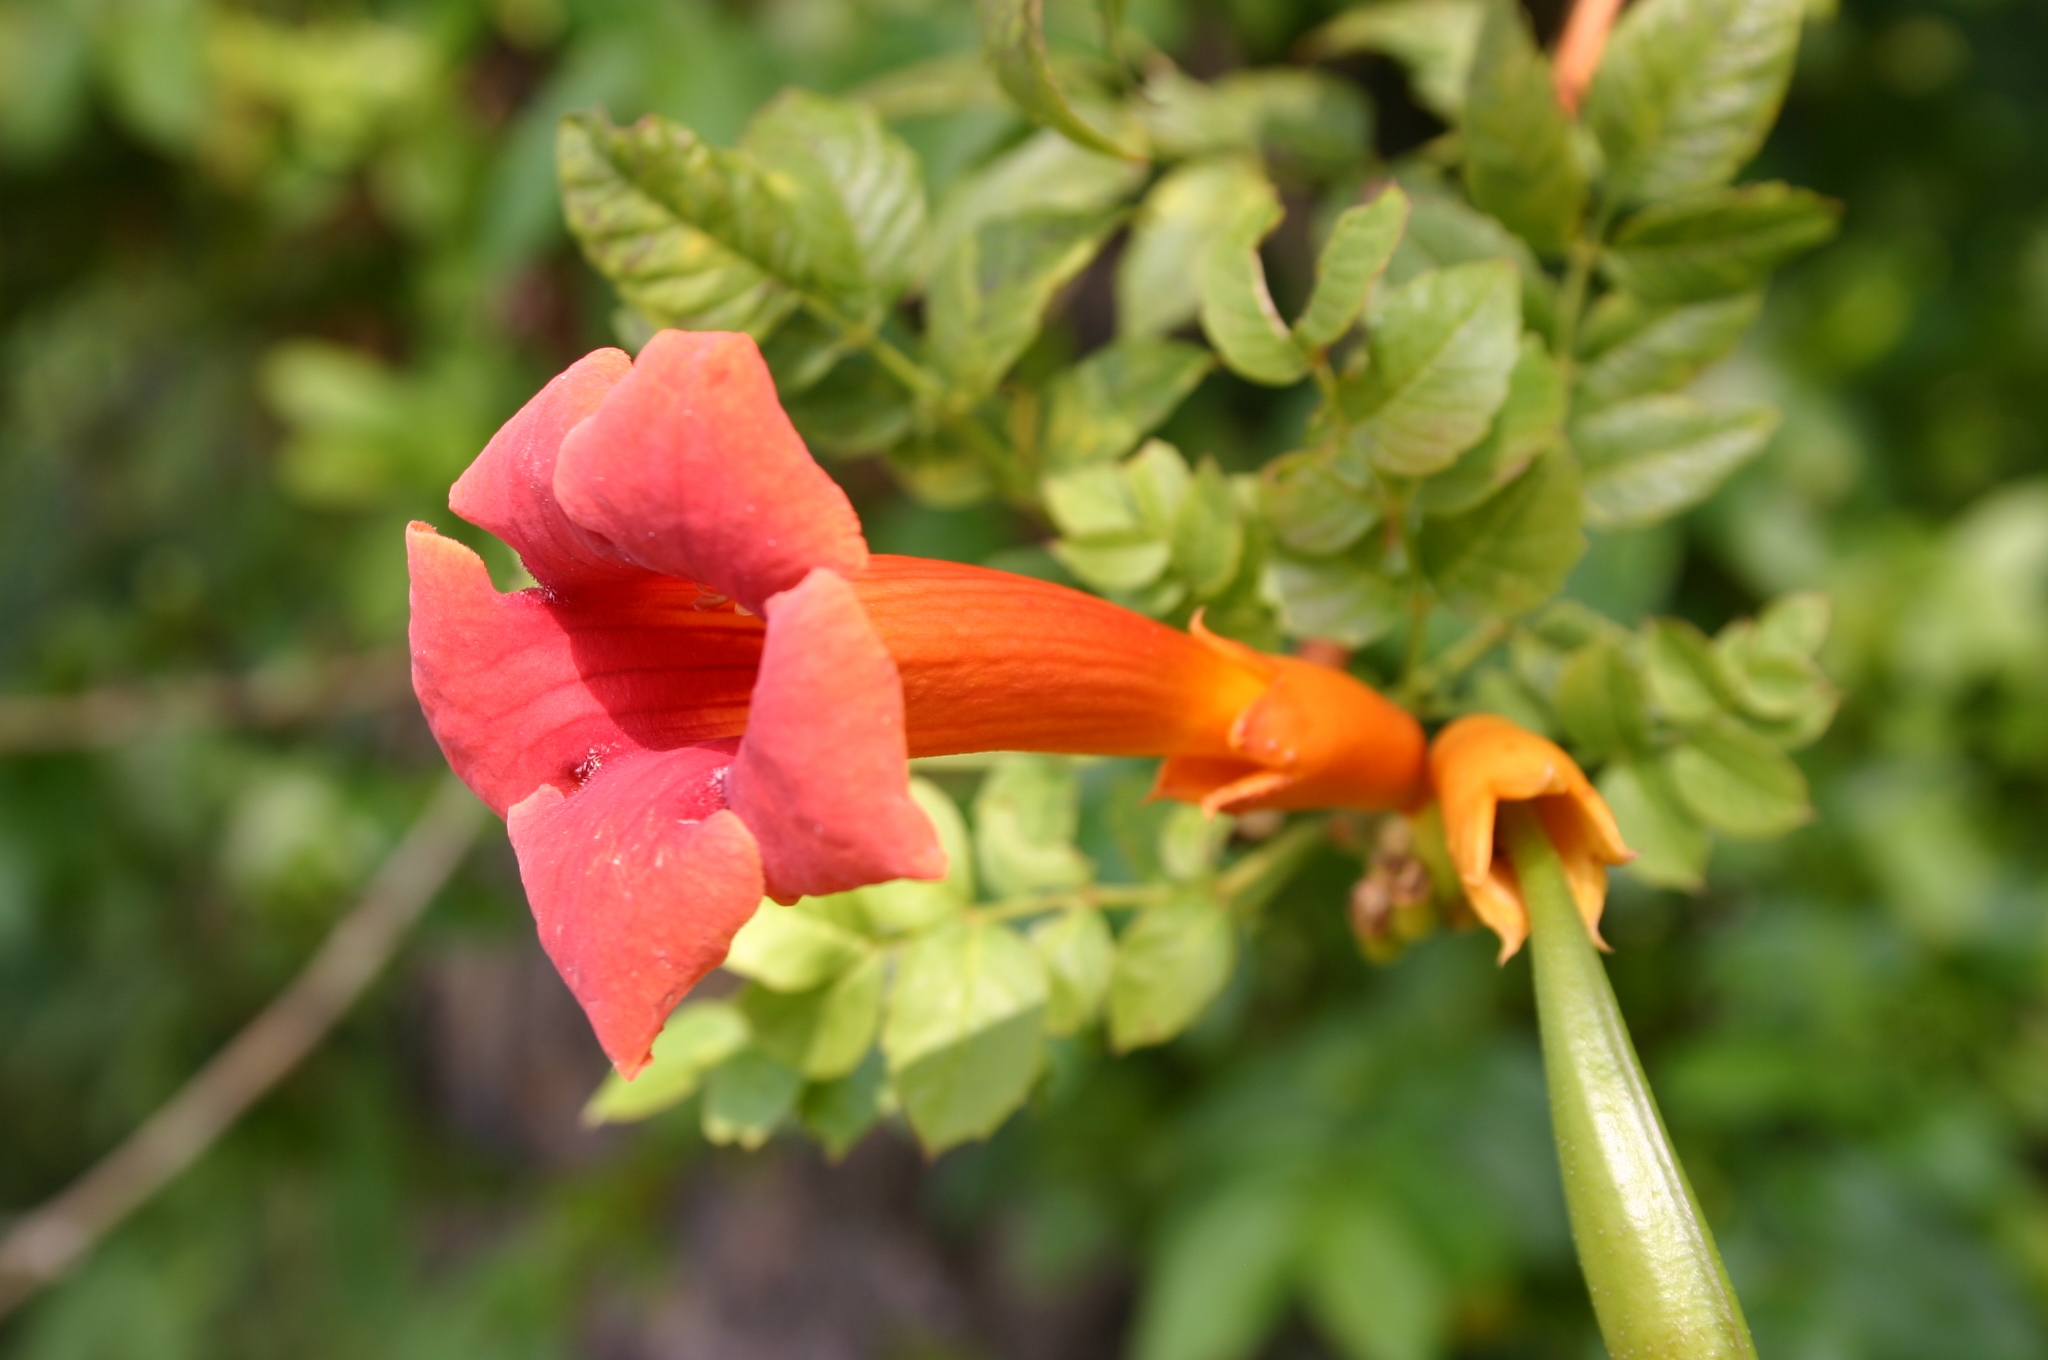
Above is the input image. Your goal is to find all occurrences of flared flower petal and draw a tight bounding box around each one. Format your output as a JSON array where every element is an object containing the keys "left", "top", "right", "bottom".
[
  {"left": 553, "top": 330, "right": 868, "bottom": 614},
  {"left": 1429, "top": 713, "right": 1632, "bottom": 961},
  {"left": 447, "top": 348, "right": 641, "bottom": 593},
  {"left": 728, "top": 567, "right": 944, "bottom": 901},
  {"left": 508, "top": 745, "right": 762, "bottom": 1075},
  {"left": 406, "top": 522, "right": 761, "bottom": 815}
]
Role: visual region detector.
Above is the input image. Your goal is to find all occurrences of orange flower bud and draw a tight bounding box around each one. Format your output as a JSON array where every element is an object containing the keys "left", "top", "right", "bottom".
[{"left": 1428, "top": 714, "right": 1633, "bottom": 961}]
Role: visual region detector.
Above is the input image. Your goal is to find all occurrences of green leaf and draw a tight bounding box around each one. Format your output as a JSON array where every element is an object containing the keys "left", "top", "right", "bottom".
[
  {"left": 917, "top": 775, "right": 977, "bottom": 901},
  {"left": 1642, "top": 617, "right": 1738, "bottom": 726},
  {"left": 1132, "top": 1176, "right": 1302, "bottom": 1360},
  {"left": 1046, "top": 462, "right": 1143, "bottom": 537},
  {"left": 977, "top": 0, "right": 1144, "bottom": 159},
  {"left": 558, "top": 109, "right": 803, "bottom": 337},
  {"left": 1603, "top": 182, "right": 1841, "bottom": 304},
  {"left": 800, "top": 1050, "right": 890, "bottom": 1160},
  {"left": 1157, "top": 803, "right": 1233, "bottom": 882},
  {"left": 1199, "top": 191, "right": 1310, "bottom": 387},
  {"left": 928, "top": 208, "right": 1122, "bottom": 402},
  {"left": 1462, "top": 0, "right": 1586, "bottom": 257},
  {"left": 1576, "top": 395, "right": 1780, "bottom": 527},
  {"left": 886, "top": 429, "right": 999, "bottom": 509},
  {"left": 1387, "top": 176, "right": 1558, "bottom": 336},
  {"left": 740, "top": 953, "right": 886, "bottom": 1081},
  {"left": 740, "top": 89, "right": 928, "bottom": 314},
  {"left": 1171, "top": 458, "right": 1245, "bottom": 599},
  {"left": 1419, "top": 332, "right": 1565, "bottom": 516},
  {"left": 1030, "top": 907, "right": 1115, "bottom": 1036},
  {"left": 1666, "top": 718, "right": 1811, "bottom": 838},
  {"left": 701, "top": 1048, "right": 806, "bottom": 1149},
  {"left": 849, "top": 877, "right": 963, "bottom": 937},
  {"left": 1555, "top": 638, "right": 1650, "bottom": 762},
  {"left": 1261, "top": 449, "right": 1381, "bottom": 555},
  {"left": 1339, "top": 259, "right": 1522, "bottom": 477},
  {"left": 1109, "top": 895, "right": 1237, "bottom": 1051},
  {"left": 1135, "top": 67, "right": 1262, "bottom": 160},
  {"left": 1599, "top": 760, "right": 1711, "bottom": 891},
  {"left": 1053, "top": 535, "right": 1173, "bottom": 593},
  {"left": 1135, "top": 67, "right": 1369, "bottom": 172},
  {"left": 1585, "top": 0, "right": 1807, "bottom": 205},
  {"left": 1127, "top": 438, "right": 1194, "bottom": 534},
  {"left": 1262, "top": 550, "right": 1405, "bottom": 647},
  {"left": 723, "top": 901, "right": 868, "bottom": 991},
  {"left": 1294, "top": 187, "right": 1410, "bottom": 351},
  {"left": 842, "top": 783, "right": 971, "bottom": 937},
  {"left": 581, "top": 1001, "right": 750, "bottom": 1126},
  {"left": 883, "top": 918, "right": 1049, "bottom": 1152},
  {"left": 974, "top": 754, "right": 1094, "bottom": 898},
  {"left": 1119, "top": 156, "right": 1272, "bottom": 339},
  {"left": 849, "top": 52, "right": 1004, "bottom": 120},
  {"left": 1469, "top": 664, "right": 1556, "bottom": 737},
  {"left": 1298, "top": 1191, "right": 1449, "bottom": 1360},
  {"left": 781, "top": 350, "right": 917, "bottom": 456},
  {"left": 932, "top": 129, "right": 1144, "bottom": 269},
  {"left": 1043, "top": 339, "right": 1213, "bottom": 472},
  {"left": 1219, "top": 69, "right": 1373, "bottom": 173},
  {"left": 1755, "top": 590, "right": 1830, "bottom": 656},
  {"left": 1715, "top": 619, "right": 1835, "bottom": 721},
  {"left": 1574, "top": 292, "right": 1761, "bottom": 411},
  {"left": 1302, "top": 0, "right": 1484, "bottom": 120},
  {"left": 1419, "top": 447, "right": 1585, "bottom": 617}
]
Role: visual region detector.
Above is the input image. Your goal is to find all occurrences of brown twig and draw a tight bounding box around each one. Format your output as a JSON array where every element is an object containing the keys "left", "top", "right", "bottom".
[
  {"left": 0, "top": 775, "right": 486, "bottom": 1319},
  {"left": 1553, "top": 0, "right": 1626, "bottom": 114},
  {"left": 0, "top": 650, "right": 412, "bottom": 753}
]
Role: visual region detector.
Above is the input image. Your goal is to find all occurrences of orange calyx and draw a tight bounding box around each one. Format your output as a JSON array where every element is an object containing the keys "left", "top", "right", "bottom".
[
  {"left": 1152, "top": 616, "right": 1429, "bottom": 817},
  {"left": 1427, "top": 713, "right": 1634, "bottom": 962}
]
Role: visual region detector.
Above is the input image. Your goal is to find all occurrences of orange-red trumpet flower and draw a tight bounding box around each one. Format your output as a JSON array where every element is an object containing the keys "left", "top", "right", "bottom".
[{"left": 408, "top": 330, "right": 1426, "bottom": 1072}]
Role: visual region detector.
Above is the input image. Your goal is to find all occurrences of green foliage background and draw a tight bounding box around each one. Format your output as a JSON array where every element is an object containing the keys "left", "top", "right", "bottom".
[{"left": 2, "top": 0, "right": 2046, "bottom": 1355}]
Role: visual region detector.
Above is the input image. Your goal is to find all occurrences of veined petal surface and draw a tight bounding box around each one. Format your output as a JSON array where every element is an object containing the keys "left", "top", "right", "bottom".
[
  {"left": 508, "top": 745, "right": 762, "bottom": 1075},
  {"left": 727, "top": 567, "right": 944, "bottom": 901},
  {"left": 553, "top": 330, "right": 868, "bottom": 614}
]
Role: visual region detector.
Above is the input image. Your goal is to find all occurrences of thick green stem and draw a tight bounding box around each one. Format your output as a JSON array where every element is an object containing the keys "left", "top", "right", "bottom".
[{"left": 1501, "top": 803, "right": 1757, "bottom": 1360}]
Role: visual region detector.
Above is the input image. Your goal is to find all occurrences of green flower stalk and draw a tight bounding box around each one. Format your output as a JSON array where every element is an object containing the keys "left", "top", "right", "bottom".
[{"left": 1503, "top": 802, "right": 1757, "bottom": 1358}]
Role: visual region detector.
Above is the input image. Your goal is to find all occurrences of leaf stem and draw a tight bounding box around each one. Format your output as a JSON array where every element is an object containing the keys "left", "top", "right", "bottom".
[
  {"left": 800, "top": 295, "right": 945, "bottom": 403},
  {"left": 969, "top": 818, "right": 1330, "bottom": 926},
  {"left": 1553, "top": 200, "right": 1618, "bottom": 386},
  {"left": 1401, "top": 617, "right": 1509, "bottom": 709},
  {"left": 1217, "top": 815, "right": 1327, "bottom": 913},
  {"left": 1501, "top": 803, "right": 1758, "bottom": 1360},
  {"left": 970, "top": 882, "right": 1169, "bottom": 923}
]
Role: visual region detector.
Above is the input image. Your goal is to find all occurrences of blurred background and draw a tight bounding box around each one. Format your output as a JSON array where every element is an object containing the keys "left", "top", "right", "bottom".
[{"left": 2, "top": 0, "right": 2047, "bottom": 1355}]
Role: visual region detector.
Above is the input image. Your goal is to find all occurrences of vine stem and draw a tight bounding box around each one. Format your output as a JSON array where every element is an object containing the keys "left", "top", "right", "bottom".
[
  {"left": 0, "top": 651, "right": 410, "bottom": 753},
  {"left": 0, "top": 777, "right": 485, "bottom": 1320},
  {"left": 800, "top": 296, "right": 944, "bottom": 403},
  {"left": 967, "top": 816, "right": 1329, "bottom": 925},
  {"left": 1401, "top": 618, "right": 1509, "bottom": 709},
  {"left": 1502, "top": 803, "right": 1758, "bottom": 1359}
]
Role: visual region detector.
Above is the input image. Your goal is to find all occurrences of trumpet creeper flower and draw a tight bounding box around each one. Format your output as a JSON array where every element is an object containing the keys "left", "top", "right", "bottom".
[
  {"left": 1428, "top": 714, "right": 1633, "bottom": 961},
  {"left": 409, "top": 330, "right": 1427, "bottom": 1072}
]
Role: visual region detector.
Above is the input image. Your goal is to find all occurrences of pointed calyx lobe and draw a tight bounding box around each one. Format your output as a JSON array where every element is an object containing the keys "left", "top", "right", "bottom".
[
  {"left": 1152, "top": 620, "right": 1428, "bottom": 816},
  {"left": 1429, "top": 714, "right": 1633, "bottom": 961}
]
